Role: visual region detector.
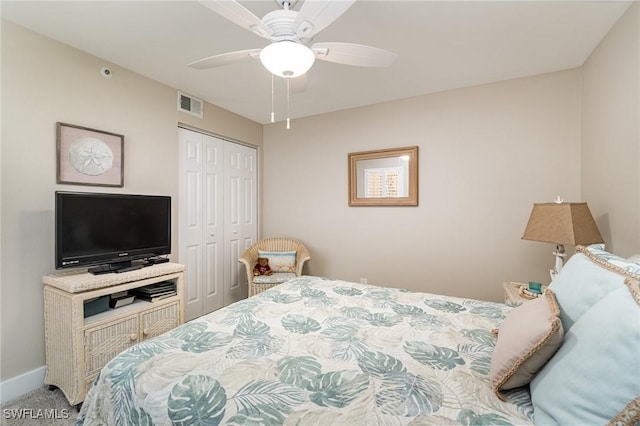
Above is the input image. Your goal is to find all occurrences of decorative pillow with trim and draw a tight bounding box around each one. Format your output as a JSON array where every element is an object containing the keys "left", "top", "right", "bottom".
[
  {"left": 490, "top": 290, "right": 563, "bottom": 400},
  {"left": 530, "top": 279, "right": 640, "bottom": 425},
  {"left": 252, "top": 272, "right": 296, "bottom": 284},
  {"left": 257, "top": 250, "right": 297, "bottom": 273},
  {"left": 548, "top": 246, "right": 635, "bottom": 332},
  {"left": 582, "top": 244, "right": 640, "bottom": 277}
]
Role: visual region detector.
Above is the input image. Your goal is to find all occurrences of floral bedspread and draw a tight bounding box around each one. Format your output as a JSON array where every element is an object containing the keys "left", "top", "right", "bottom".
[{"left": 77, "top": 277, "right": 533, "bottom": 425}]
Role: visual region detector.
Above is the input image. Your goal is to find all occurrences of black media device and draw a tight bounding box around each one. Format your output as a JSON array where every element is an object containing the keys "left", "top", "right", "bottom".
[{"left": 55, "top": 191, "right": 171, "bottom": 274}]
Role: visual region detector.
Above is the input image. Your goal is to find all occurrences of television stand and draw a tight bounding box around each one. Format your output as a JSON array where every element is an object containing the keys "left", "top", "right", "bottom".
[{"left": 43, "top": 263, "right": 185, "bottom": 406}]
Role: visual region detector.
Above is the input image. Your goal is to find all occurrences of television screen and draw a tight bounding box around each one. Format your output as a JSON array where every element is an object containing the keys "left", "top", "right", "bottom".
[{"left": 55, "top": 191, "right": 171, "bottom": 273}]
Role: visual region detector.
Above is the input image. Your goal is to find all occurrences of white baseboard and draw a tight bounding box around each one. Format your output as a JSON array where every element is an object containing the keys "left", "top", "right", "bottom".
[{"left": 0, "top": 366, "right": 45, "bottom": 404}]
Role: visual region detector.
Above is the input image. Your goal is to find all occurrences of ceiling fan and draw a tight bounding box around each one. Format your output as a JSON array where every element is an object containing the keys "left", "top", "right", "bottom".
[{"left": 188, "top": 0, "right": 398, "bottom": 78}]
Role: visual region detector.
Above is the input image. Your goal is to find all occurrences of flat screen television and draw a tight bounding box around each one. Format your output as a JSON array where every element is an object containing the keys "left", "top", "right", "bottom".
[{"left": 55, "top": 191, "right": 171, "bottom": 274}]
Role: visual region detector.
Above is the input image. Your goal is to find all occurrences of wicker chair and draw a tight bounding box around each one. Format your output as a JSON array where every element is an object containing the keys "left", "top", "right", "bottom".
[{"left": 239, "top": 237, "right": 311, "bottom": 297}]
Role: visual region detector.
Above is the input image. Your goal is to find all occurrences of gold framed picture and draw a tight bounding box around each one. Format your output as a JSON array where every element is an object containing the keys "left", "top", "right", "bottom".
[{"left": 348, "top": 146, "right": 418, "bottom": 206}]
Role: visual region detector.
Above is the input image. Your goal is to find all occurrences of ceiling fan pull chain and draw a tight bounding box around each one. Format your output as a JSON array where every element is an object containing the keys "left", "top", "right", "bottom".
[
  {"left": 271, "top": 74, "right": 275, "bottom": 123},
  {"left": 286, "top": 77, "right": 291, "bottom": 130}
]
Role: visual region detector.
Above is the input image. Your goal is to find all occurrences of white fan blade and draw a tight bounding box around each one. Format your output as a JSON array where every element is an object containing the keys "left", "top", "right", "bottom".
[
  {"left": 311, "top": 42, "right": 397, "bottom": 67},
  {"left": 188, "top": 49, "right": 261, "bottom": 70},
  {"left": 199, "top": 0, "right": 272, "bottom": 39},
  {"left": 294, "top": 0, "right": 356, "bottom": 39}
]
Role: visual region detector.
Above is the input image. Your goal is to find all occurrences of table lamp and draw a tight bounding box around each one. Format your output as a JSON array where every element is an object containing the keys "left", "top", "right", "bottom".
[{"left": 522, "top": 198, "right": 603, "bottom": 280}]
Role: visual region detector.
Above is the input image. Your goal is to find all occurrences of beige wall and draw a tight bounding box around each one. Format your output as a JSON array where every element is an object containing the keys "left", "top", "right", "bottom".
[
  {"left": 581, "top": 2, "right": 640, "bottom": 257},
  {"left": 0, "top": 21, "right": 262, "bottom": 382},
  {"left": 263, "top": 69, "right": 583, "bottom": 302},
  {"left": 262, "top": 2, "right": 639, "bottom": 301}
]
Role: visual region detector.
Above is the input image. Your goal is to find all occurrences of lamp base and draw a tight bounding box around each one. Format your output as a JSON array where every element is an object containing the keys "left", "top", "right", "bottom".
[{"left": 550, "top": 244, "right": 566, "bottom": 281}]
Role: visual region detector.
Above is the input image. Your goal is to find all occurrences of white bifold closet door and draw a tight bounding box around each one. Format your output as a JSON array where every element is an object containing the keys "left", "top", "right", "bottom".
[{"left": 178, "top": 127, "right": 257, "bottom": 321}]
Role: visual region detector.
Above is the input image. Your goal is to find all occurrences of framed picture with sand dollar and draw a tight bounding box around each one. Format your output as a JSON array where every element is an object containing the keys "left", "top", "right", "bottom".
[{"left": 56, "top": 122, "right": 124, "bottom": 187}]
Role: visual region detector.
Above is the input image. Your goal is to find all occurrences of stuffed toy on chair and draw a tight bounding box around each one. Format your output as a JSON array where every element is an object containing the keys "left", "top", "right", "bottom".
[{"left": 253, "top": 257, "right": 273, "bottom": 276}]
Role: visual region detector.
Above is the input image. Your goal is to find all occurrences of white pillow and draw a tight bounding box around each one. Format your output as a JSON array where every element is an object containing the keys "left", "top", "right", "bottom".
[{"left": 490, "top": 290, "right": 563, "bottom": 399}]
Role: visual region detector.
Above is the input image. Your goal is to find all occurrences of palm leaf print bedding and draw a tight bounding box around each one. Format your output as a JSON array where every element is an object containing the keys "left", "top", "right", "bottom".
[{"left": 77, "top": 276, "right": 533, "bottom": 425}]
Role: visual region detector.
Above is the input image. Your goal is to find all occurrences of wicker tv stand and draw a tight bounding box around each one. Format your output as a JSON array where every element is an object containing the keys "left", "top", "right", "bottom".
[{"left": 42, "top": 262, "right": 185, "bottom": 407}]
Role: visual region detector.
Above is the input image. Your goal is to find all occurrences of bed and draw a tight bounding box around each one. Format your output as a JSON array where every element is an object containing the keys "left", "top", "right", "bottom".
[{"left": 77, "top": 244, "right": 639, "bottom": 425}]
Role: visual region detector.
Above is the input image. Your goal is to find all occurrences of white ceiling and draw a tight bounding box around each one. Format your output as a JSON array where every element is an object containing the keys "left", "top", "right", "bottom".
[{"left": 1, "top": 1, "right": 632, "bottom": 124}]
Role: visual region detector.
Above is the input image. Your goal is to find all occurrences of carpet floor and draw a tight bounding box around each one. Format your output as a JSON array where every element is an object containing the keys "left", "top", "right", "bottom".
[{"left": 1, "top": 387, "right": 77, "bottom": 426}]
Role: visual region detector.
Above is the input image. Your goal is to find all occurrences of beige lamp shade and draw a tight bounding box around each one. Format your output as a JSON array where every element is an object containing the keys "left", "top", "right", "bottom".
[{"left": 522, "top": 202, "right": 604, "bottom": 246}]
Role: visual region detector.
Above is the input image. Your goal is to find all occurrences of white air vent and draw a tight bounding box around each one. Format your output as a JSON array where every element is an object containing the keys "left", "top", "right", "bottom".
[{"left": 177, "top": 92, "right": 203, "bottom": 118}]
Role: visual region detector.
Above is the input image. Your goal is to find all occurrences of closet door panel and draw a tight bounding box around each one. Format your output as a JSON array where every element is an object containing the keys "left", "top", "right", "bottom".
[
  {"left": 202, "top": 135, "right": 224, "bottom": 314},
  {"left": 224, "top": 145, "right": 244, "bottom": 305},
  {"left": 179, "top": 129, "right": 205, "bottom": 321},
  {"left": 183, "top": 244, "right": 201, "bottom": 321},
  {"left": 241, "top": 145, "right": 257, "bottom": 251},
  {"left": 180, "top": 128, "right": 257, "bottom": 317},
  {"left": 179, "top": 129, "right": 225, "bottom": 320}
]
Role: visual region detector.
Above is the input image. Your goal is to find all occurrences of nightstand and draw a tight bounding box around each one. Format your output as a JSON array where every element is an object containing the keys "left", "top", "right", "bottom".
[{"left": 503, "top": 281, "right": 547, "bottom": 307}]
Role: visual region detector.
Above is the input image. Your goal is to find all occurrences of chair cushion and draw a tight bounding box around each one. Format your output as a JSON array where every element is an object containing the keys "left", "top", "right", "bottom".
[
  {"left": 252, "top": 273, "right": 296, "bottom": 284},
  {"left": 490, "top": 290, "right": 563, "bottom": 399},
  {"left": 258, "top": 250, "right": 297, "bottom": 273}
]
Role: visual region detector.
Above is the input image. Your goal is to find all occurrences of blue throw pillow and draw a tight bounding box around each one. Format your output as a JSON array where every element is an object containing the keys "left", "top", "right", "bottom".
[
  {"left": 530, "top": 279, "right": 640, "bottom": 425},
  {"left": 548, "top": 251, "right": 627, "bottom": 332}
]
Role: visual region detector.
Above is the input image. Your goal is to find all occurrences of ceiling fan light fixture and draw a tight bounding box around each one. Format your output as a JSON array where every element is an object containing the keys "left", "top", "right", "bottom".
[{"left": 259, "top": 41, "right": 315, "bottom": 78}]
